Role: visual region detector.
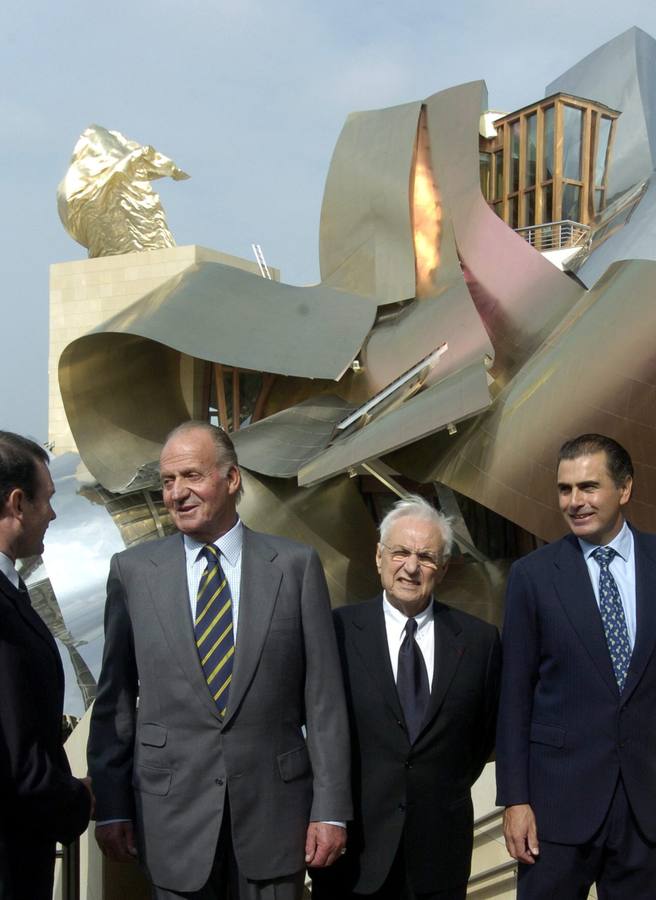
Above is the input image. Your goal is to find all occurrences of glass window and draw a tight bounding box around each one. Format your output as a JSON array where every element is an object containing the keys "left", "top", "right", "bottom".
[
  {"left": 541, "top": 183, "right": 553, "bottom": 223},
  {"left": 524, "top": 113, "right": 537, "bottom": 187},
  {"left": 508, "top": 196, "right": 518, "bottom": 229},
  {"left": 479, "top": 152, "right": 491, "bottom": 200},
  {"left": 493, "top": 201, "right": 503, "bottom": 220},
  {"left": 511, "top": 121, "right": 520, "bottom": 193},
  {"left": 563, "top": 105, "right": 583, "bottom": 181},
  {"left": 594, "top": 189, "right": 605, "bottom": 213},
  {"left": 495, "top": 150, "right": 504, "bottom": 199},
  {"left": 595, "top": 116, "right": 612, "bottom": 186},
  {"left": 562, "top": 183, "right": 581, "bottom": 221},
  {"left": 543, "top": 106, "right": 554, "bottom": 181}
]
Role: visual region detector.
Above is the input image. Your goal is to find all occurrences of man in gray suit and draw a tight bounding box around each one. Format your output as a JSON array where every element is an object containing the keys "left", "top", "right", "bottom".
[{"left": 87, "top": 422, "right": 352, "bottom": 899}]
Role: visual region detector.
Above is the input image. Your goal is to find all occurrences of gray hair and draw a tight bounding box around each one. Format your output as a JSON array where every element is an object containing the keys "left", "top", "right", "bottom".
[
  {"left": 162, "top": 421, "right": 244, "bottom": 502},
  {"left": 379, "top": 494, "right": 453, "bottom": 561}
]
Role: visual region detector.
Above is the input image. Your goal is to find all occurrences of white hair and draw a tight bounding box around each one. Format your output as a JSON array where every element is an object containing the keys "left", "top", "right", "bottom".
[{"left": 378, "top": 494, "right": 454, "bottom": 561}]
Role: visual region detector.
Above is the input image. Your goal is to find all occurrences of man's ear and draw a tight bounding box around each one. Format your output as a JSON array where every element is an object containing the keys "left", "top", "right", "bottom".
[{"left": 6, "top": 487, "right": 25, "bottom": 518}]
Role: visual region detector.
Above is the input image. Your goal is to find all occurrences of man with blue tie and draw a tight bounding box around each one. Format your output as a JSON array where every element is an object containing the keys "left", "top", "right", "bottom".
[
  {"left": 0, "top": 432, "right": 92, "bottom": 899},
  {"left": 497, "top": 434, "right": 656, "bottom": 898}
]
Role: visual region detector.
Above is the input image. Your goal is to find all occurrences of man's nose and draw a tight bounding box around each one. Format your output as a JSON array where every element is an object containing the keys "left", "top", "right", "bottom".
[
  {"left": 170, "top": 478, "right": 189, "bottom": 500},
  {"left": 403, "top": 553, "right": 421, "bottom": 574},
  {"left": 570, "top": 487, "right": 584, "bottom": 507}
]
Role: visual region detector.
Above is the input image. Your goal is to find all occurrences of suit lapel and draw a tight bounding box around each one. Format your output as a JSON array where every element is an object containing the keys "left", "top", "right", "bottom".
[
  {"left": 146, "top": 534, "right": 223, "bottom": 720},
  {"left": 0, "top": 571, "right": 61, "bottom": 664},
  {"left": 419, "top": 601, "right": 465, "bottom": 735},
  {"left": 625, "top": 527, "right": 656, "bottom": 698},
  {"left": 222, "top": 528, "right": 282, "bottom": 725},
  {"left": 348, "top": 597, "right": 404, "bottom": 725},
  {"left": 553, "top": 534, "right": 618, "bottom": 698}
]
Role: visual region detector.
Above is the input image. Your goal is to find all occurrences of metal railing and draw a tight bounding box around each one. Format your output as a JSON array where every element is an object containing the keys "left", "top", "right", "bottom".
[{"left": 515, "top": 219, "right": 591, "bottom": 252}]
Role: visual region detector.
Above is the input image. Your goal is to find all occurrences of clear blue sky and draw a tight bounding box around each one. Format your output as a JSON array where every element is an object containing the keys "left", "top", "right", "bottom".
[{"left": 3, "top": 0, "right": 656, "bottom": 441}]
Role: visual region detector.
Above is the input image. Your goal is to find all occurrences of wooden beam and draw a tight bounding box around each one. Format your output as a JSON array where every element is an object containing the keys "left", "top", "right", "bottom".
[{"left": 214, "top": 363, "right": 229, "bottom": 431}]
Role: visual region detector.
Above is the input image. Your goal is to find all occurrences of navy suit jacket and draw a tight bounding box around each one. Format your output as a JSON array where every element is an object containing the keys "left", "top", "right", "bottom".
[
  {"left": 0, "top": 571, "right": 90, "bottom": 898},
  {"left": 496, "top": 525, "right": 656, "bottom": 844}
]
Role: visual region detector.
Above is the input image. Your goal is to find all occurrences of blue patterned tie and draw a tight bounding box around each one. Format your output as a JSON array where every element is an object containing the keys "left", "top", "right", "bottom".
[
  {"left": 396, "top": 618, "right": 430, "bottom": 743},
  {"left": 195, "top": 544, "right": 234, "bottom": 715},
  {"left": 593, "top": 546, "right": 631, "bottom": 692}
]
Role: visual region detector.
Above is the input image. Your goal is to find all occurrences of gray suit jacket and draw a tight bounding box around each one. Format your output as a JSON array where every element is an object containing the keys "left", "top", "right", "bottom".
[{"left": 87, "top": 528, "right": 352, "bottom": 892}]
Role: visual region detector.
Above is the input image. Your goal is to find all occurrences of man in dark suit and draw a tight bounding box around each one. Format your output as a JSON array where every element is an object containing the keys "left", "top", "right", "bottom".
[
  {"left": 497, "top": 433, "right": 656, "bottom": 898},
  {"left": 0, "top": 431, "right": 92, "bottom": 900},
  {"left": 87, "top": 421, "right": 351, "bottom": 899},
  {"left": 312, "top": 494, "right": 501, "bottom": 900}
]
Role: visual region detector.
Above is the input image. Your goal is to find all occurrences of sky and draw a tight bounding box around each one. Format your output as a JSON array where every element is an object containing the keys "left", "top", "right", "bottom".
[{"left": 3, "top": 0, "right": 656, "bottom": 442}]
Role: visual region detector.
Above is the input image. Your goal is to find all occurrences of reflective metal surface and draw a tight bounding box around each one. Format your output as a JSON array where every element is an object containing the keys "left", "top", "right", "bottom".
[
  {"left": 55, "top": 28, "right": 656, "bottom": 557},
  {"left": 57, "top": 124, "right": 189, "bottom": 257},
  {"left": 59, "top": 263, "right": 377, "bottom": 492}
]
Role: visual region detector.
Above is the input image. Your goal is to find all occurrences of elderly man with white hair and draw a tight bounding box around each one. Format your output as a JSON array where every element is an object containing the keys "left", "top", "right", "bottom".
[{"left": 311, "top": 494, "right": 501, "bottom": 900}]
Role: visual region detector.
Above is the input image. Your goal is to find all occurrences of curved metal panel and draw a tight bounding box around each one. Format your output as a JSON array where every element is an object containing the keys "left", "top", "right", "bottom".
[
  {"left": 59, "top": 262, "right": 377, "bottom": 490},
  {"left": 391, "top": 259, "right": 656, "bottom": 542},
  {"left": 232, "top": 395, "right": 355, "bottom": 478},
  {"left": 424, "top": 82, "right": 581, "bottom": 383},
  {"left": 319, "top": 101, "right": 422, "bottom": 302},
  {"left": 68, "top": 262, "right": 377, "bottom": 379},
  {"left": 546, "top": 27, "right": 656, "bottom": 201},
  {"left": 299, "top": 361, "right": 491, "bottom": 486},
  {"left": 60, "top": 334, "right": 190, "bottom": 492}
]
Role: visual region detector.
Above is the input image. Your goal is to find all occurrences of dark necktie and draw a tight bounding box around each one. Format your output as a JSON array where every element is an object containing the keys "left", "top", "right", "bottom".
[
  {"left": 396, "top": 618, "right": 430, "bottom": 743},
  {"left": 592, "top": 546, "right": 631, "bottom": 692},
  {"left": 195, "top": 544, "right": 234, "bottom": 715}
]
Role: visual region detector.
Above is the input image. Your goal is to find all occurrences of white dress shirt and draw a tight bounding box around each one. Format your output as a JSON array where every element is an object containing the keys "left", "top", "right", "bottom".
[
  {"left": 578, "top": 520, "right": 637, "bottom": 650},
  {"left": 183, "top": 518, "right": 243, "bottom": 638},
  {"left": 0, "top": 551, "right": 19, "bottom": 589},
  {"left": 383, "top": 593, "right": 435, "bottom": 687}
]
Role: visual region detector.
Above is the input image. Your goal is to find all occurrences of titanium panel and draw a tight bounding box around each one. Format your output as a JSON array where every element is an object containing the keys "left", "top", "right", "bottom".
[
  {"left": 231, "top": 395, "right": 355, "bottom": 478},
  {"left": 319, "top": 100, "right": 422, "bottom": 302},
  {"left": 391, "top": 259, "right": 656, "bottom": 542},
  {"left": 546, "top": 27, "right": 656, "bottom": 201},
  {"left": 298, "top": 362, "right": 491, "bottom": 486}
]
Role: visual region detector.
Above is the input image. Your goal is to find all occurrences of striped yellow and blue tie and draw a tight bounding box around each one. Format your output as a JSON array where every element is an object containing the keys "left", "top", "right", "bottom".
[{"left": 195, "top": 544, "right": 234, "bottom": 715}]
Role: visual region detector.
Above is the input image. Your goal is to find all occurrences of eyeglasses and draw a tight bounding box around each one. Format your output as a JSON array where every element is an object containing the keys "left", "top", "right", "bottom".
[{"left": 379, "top": 542, "right": 442, "bottom": 570}]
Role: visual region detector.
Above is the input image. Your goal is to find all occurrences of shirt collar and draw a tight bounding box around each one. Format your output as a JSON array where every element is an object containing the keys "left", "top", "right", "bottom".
[
  {"left": 0, "top": 551, "right": 19, "bottom": 589},
  {"left": 578, "top": 519, "right": 632, "bottom": 562},
  {"left": 383, "top": 592, "right": 434, "bottom": 636},
  {"left": 183, "top": 517, "right": 243, "bottom": 566}
]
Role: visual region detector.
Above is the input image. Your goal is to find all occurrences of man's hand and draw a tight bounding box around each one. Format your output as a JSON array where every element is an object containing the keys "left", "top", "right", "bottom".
[
  {"left": 81, "top": 776, "right": 95, "bottom": 820},
  {"left": 503, "top": 804, "right": 539, "bottom": 864},
  {"left": 95, "top": 822, "right": 138, "bottom": 862},
  {"left": 304, "top": 822, "right": 346, "bottom": 868}
]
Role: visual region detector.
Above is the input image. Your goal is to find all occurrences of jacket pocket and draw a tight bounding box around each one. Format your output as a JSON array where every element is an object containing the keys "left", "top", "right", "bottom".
[
  {"left": 277, "top": 744, "right": 310, "bottom": 782},
  {"left": 139, "top": 722, "right": 167, "bottom": 747},
  {"left": 529, "top": 722, "right": 565, "bottom": 748},
  {"left": 133, "top": 764, "right": 172, "bottom": 796}
]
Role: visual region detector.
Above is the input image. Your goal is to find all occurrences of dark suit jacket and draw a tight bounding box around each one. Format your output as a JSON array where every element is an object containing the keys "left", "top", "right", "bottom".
[
  {"left": 0, "top": 571, "right": 90, "bottom": 899},
  {"left": 496, "top": 526, "right": 656, "bottom": 844},
  {"left": 313, "top": 595, "right": 501, "bottom": 896},
  {"left": 87, "top": 528, "right": 352, "bottom": 894}
]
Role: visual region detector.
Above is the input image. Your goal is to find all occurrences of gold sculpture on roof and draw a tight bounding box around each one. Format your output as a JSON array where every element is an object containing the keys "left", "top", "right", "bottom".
[{"left": 57, "top": 125, "right": 189, "bottom": 257}]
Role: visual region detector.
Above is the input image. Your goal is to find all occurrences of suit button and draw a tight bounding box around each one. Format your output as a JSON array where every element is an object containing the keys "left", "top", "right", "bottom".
[
  {"left": 215, "top": 778, "right": 224, "bottom": 786},
  {"left": 398, "top": 803, "right": 406, "bottom": 811},
  {"left": 404, "top": 761, "right": 412, "bottom": 769},
  {"left": 397, "top": 720, "right": 404, "bottom": 728}
]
